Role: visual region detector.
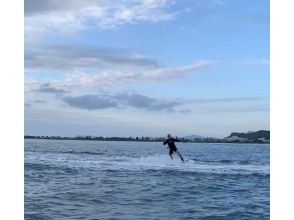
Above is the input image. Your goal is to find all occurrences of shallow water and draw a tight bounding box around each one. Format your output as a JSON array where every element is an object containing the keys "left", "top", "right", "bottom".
[{"left": 25, "top": 139, "right": 269, "bottom": 219}]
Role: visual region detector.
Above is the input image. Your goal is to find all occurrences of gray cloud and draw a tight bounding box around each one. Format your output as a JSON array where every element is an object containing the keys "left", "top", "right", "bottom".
[
  {"left": 115, "top": 94, "right": 183, "bottom": 112},
  {"left": 62, "top": 95, "right": 118, "bottom": 110},
  {"left": 61, "top": 93, "right": 184, "bottom": 112},
  {"left": 34, "top": 83, "right": 68, "bottom": 94},
  {"left": 24, "top": 99, "right": 47, "bottom": 108},
  {"left": 25, "top": 0, "right": 87, "bottom": 16},
  {"left": 33, "top": 100, "right": 47, "bottom": 104},
  {"left": 25, "top": 0, "right": 176, "bottom": 39},
  {"left": 25, "top": 0, "right": 65, "bottom": 15},
  {"left": 60, "top": 93, "right": 268, "bottom": 113},
  {"left": 25, "top": 44, "right": 159, "bottom": 72},
  {"left": 24, "top": 102, "right": 31, "bottom": 107}
]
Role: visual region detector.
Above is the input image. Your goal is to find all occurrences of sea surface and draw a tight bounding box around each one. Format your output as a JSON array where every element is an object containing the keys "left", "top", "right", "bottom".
[{"left": 25, "top": 139, "right": 270, "bottom": 220}]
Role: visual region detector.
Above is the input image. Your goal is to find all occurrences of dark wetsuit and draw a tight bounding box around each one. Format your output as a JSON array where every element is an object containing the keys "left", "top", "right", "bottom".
[{"left": 163, "top": 138, "right": 180, "bottom": 154}]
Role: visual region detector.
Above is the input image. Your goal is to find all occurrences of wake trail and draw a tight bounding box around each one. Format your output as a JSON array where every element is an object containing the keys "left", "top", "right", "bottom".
[{"left": 25, "top": 152, "right": 269, "bottom": 176}]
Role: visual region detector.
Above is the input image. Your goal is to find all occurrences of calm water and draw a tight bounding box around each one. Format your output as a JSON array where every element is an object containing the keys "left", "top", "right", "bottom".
[{"left": 25, "top": 139, "right": 270, "bottom": 220}]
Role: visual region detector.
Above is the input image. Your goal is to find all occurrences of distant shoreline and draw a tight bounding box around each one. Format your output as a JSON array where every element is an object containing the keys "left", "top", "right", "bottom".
[{"left": 24, "top": 136, "right": 270, "bottom": 144}]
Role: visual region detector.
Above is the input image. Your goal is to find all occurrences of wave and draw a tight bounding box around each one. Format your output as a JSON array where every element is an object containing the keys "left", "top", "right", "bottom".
[
  {"left": 65, "top": 151, "right": 105, "bottom": 156},
  {"left": 26, "top": 149, "right": 104, "bottom": 156},
  {"left": 25, "top": 153, "right": 269, "bottom": 176},
  {"left": 190, "top": 159, "right": 251, "bottom": 165}
]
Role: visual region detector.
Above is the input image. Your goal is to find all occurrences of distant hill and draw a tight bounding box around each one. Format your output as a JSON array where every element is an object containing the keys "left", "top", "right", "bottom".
[
  {"left": 182, "top": 134, "right": 205, "bottom": 140},
  {"left": 226, "top": 130, "right": 270, "bottom": 140}
]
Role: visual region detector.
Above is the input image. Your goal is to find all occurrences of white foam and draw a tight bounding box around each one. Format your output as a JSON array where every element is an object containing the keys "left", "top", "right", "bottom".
[
  {"left": 107, "top": 154, "right": 269, "bottom": 175},
  {"left": 25, "top": 152, "right": 270, "bottom": 175}
]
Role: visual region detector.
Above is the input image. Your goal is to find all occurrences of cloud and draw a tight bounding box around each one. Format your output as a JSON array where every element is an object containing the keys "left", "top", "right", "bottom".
[
  {"left": 115, "top": 93, "right": 182, "bottom": 111},
  {"left": 24, "top": 99, "right": 47, "bottom": 108},
  {"left": 62, "top": 95, "right": 118, "bottom": 110},
  {"left": 61, "top": 93, "right": 183, "bottom": 112},
  {"left": 188, "top": 96, "right": 267, "bottom": 105},
  {"left": 25, "top": 0, "right": 87, "bottom": 15},
  {"left": 145, "top": 60, "right": 216, "bottom": 80},
  {"left": 25, "top": 44, "right": 159, "bottom": 72},
  {"left": 193, "top": 106, "right": 270, "bottom": 114},
  {"left": 25, "top": 44, "right": 217, "bottom": 91},
  {"left": 24, "top": 102, "right": 31, "bottom": 107},
  {"left": 27, "top": 58, "right": 214, "bottom": 92},
  {"left": 33, "top": 100, "right": 47, "bottom": 104},
  {"left": 60, "top": 93, "right": 268, "bottom": 113},
  {"left": 34, "top": 83, "right": 68, "bottom": 94},
  {"left": 25, "top": 0, "right": 176, "bottom": 38}
]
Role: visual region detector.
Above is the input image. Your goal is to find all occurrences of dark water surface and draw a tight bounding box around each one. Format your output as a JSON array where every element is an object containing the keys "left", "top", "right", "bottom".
[{"left": 25, "top": 140, "right": 269, "bottom": 220}]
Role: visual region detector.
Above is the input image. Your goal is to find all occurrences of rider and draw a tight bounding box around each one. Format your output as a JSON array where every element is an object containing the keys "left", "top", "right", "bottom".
[{"left": 163, "top": 134, "right": 184, "bottom": 162}]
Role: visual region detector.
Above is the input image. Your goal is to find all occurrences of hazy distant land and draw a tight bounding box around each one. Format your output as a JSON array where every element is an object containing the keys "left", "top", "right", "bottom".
[{"left": 25, "top": 130, "right": 270, "bottom": 144}]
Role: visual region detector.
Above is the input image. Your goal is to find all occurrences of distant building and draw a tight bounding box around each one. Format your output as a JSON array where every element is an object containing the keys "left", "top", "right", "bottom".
[
  {"left": 257, "top": 137, "right": 270, "bottom": 143},
  {"left": 224, "top": 136, "right": 248, "bottom": 142}
]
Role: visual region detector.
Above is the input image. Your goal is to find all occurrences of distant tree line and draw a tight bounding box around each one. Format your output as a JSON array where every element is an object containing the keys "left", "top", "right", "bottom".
[{"left": 24, "top": 130, "right": 270, "bottom": 144}]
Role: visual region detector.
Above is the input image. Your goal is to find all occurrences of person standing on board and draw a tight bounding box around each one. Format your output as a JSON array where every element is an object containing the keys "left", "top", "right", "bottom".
[{"left": 163, "top": 134, "right": 184, "bottom": 162}]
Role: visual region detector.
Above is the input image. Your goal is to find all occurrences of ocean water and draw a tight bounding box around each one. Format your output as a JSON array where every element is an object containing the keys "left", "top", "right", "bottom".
[{"left": 25, "top": 139, "right": 270, "bottom": 220}]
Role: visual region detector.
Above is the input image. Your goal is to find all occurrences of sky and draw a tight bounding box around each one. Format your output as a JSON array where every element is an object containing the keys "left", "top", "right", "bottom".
[{"left": 24, "top": 0, "right": 270, "bottom": 138}]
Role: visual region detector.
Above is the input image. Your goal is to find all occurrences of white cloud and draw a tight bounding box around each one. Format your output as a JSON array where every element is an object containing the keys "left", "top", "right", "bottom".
[
  {"left": 145, "top": 60, "right": 216, "bottom": 80},
  {"left": 25, "top": 59, "right": 216, "bottom": 93},
  {"left": 25, "top": 44, "right": 217, "bottom": 92},
  {"left": 25, "top": 0, "right": 176, "bottom": 39}
]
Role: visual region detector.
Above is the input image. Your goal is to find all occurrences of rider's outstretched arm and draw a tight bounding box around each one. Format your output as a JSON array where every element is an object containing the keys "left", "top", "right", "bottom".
[{"left": 173, "top": 138, "right": 180, "bottom": 142}]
